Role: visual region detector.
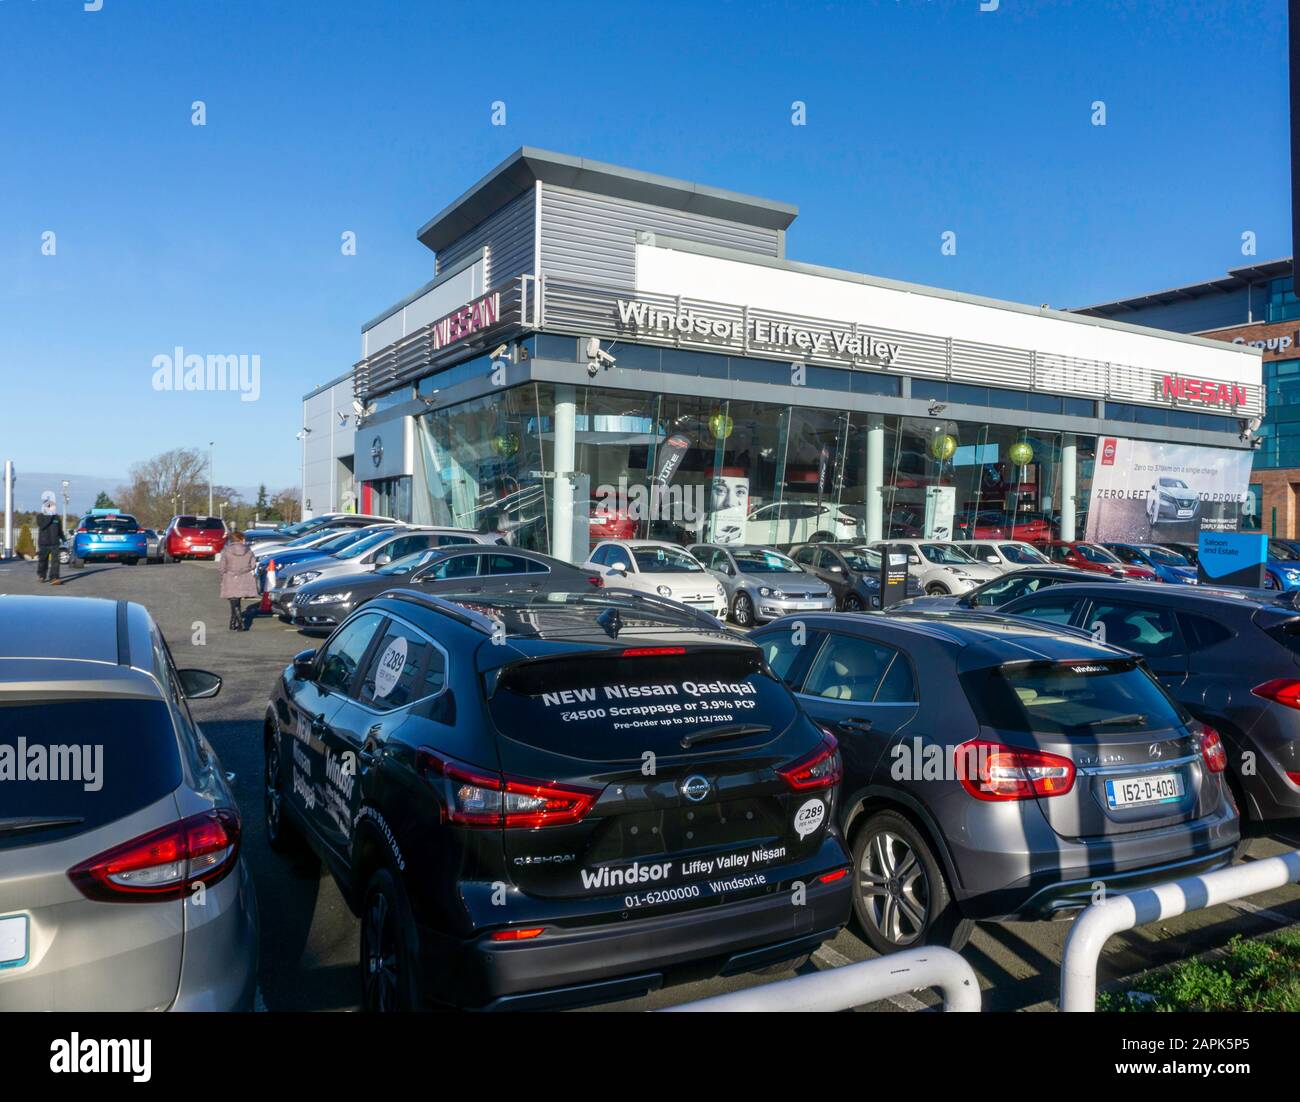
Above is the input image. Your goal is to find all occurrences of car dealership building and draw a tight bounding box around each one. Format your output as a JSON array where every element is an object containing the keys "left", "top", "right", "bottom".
[{"left": 313, "top": 147, "right": 1264, "bottom": 560}]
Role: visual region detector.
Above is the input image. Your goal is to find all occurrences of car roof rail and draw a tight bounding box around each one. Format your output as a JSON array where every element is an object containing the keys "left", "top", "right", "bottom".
[{"left": 376, "top": 588, "right": 502, "bottom": 635}]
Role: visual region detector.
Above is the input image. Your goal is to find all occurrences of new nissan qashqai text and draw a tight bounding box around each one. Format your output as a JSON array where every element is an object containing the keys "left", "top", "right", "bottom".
[{"left": 263, "top": 587, "right": 852, "bottom": 1010}]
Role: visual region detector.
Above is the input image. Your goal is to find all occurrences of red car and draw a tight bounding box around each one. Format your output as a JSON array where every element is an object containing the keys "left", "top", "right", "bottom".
[
  {"left": 584, "top": 500, "right": 637, "bottom": 541},
  {"left": 1034, "top": 539, "right": 1158, "bottom": 580},
  {"left": 162, "top": 514, "right": 229, "bottom": 561},
  {"left": 956, "top": 512, "right": 1054, "bottom": 542}
]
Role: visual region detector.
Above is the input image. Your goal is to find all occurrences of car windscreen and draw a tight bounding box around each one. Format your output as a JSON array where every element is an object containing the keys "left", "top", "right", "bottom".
[
  {"left": 1076, "top": 543, "right": 1120, "bottom": 564},
  {"left": 376, "top": 549, "right": 437, "bottom": 576},
  {"left": 338, "top": 529, "right": 403, "bottom": 559},
  {"left": 1145, "top": 546, "right": 1188, "bottom": 566},
  {"left": 1108, "top": 545, "right": 1144, "bottom": 564},
  {"left": 920, "top": 543, "right": 976, "bottom": 565},
  {"left": 316, "top": 529, "right": 372, "bottom": 554},
  {"left": 0, "top": 699, "right": 181, "bottom": 851},
  {"left": 487, "top": 648, "right": 793, "bottom": 761},
  {"left": 1159, "top": 478, "right": 1188, "bottom": 489},
  {"left": 83, "top": 516, "right": 138, "bottom": 533},
  {"left": 1000, "top": 543, "right": 1049, "bottom": 564},
  {"left": 960, "top": 659, "right": 1184, "bottom": 736},
  {"left": 843, "top": 547, "right": 882, "bottom": 572},
  {"left": 733, "top": 549, "right": 803, "bottom": 574},
  {"left": 629, "top": 546, "right": 702, "bottom": 573}
]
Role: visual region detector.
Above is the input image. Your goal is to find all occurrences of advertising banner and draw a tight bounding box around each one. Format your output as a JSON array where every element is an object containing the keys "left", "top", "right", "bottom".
[
  {"left": 923, "top": 485, "right": 956, "bottom": 540},
  {"left": 1197, "top": 531, "right": 1266, "bottom": 588},
  {"left": 1084, "top": 437, "right": 1252, "bottom": 544}
]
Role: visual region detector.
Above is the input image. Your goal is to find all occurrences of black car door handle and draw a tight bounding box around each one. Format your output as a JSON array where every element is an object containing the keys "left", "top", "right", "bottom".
[
  {"left": 310, "top": 714, "right": 328, "bottom": 735},
  {"left": 836, "top": 717, "right": 874, "bottom": 733}
]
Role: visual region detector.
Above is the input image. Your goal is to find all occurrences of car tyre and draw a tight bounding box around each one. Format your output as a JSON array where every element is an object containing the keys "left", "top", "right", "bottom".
[
  {"left": 731, "top": 591, "right": 755, "bottom": 627},
  {"left": 841, "top": 592, "right": 865, "bottom": 612},
  {"left": 924, "top": 582, "right": 950, "bottom": 596},
  {"left": 264, "top": 732, "right": 311, "bottom": 856},
  {"left": 850, "top": 809, "right": 972, "bottom": 954},
  {"left": 360, "top": 866, "right": 424, "bottom": 1012}
]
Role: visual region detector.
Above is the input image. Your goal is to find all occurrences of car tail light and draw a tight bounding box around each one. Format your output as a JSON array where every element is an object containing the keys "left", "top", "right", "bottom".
[
  {"left": 417, "top": 749, "right": 598, "bottom": 828},
  {"left": 1200, "top": 727, "right": 1228, "bottom": 774},
  {"left": 1251, "top": 679, "right": 1300, "bottom": 710},
  {"left": 778, "top": 730, "right": 842, "bottom": 791},
  {"left": 818, "top": 867, "right": 850, "bottom": 884},
  {"left": 586, "top": 574, "right": 604, "bottom": 587},
  {"left": 956, "top": 739, "right": 1075, "bottom": 801},
  {"left": 68, "top": 809, "right": 241, "bottom": 902},
  {"left": 1287, "top": 772, "right": 1300, "bottom": 788},
  {"left": 620, "top": 646, "right": 686, "bottom": 657},
  {"left": 490, "top": 927, "right": 544, "bottom": 941}
]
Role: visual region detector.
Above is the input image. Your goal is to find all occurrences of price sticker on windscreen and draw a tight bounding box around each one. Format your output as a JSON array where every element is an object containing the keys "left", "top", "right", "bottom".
[
  {"left": 373, "top": 636, "right": 408, "bottom": 698},
  {"left": 794, "top": 798, "right": 825, "bottom": 839}
]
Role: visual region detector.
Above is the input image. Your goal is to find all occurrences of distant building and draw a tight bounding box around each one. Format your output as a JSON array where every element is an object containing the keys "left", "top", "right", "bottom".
[
  {"left": 1075, "top": 259, "right": 1299, "bottom": 535},
  {"left": 300, "top": 372, "right": 356, "bottom": 518}
]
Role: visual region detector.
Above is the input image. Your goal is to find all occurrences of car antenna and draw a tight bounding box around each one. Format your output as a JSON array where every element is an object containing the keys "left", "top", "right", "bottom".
[{"left": 596, "top": 606, "right": 623, "bottom": 639}]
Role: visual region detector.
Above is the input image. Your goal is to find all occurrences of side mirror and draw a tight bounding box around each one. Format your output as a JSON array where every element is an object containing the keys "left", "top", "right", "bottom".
[
  {"left": 609, "top": 562, "right": 628, "bottom": 575},
  {"left": 829, "top": 564, "right": 843, "bottom": 573},
  {"left": 292, "top": 649, "right": 317, "bottom": 680},
  {"left": 374, "top": 553, "right": 392, "bottom": 566},
  {"left": 908, "top": 556, "right": 921, "bottom": 565},
  {"left": 177, "top": 668, "right": 222, "bottom": 700}
]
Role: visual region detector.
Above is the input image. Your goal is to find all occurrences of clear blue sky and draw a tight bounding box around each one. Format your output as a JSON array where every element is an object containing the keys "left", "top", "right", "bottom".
[{"left": 1, "top": 0, "right": 1290, "bottom": 490}]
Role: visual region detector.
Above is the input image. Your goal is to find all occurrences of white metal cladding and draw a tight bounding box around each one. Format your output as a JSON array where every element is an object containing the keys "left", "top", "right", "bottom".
[
  {"left": 537, "top": 277, "right": 1266, "bottom": 418},
  {"left": 436, "top": 189, "right": 535, "bottom": 289},
  {"left": 538, "top": 184, "right": 781, "bottom": 289}
]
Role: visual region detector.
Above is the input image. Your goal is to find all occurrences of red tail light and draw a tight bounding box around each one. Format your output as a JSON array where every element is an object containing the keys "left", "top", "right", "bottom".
[
  {"left": 620, "top": 646, "right": 686, "bottom": 657},
  {"left": 68, "top": 809, "right": 241, "bottom": 902},
  {"left": 818, "top": 867, "right": 850, "bottom": 884},
  {"left": 1200, "top": 728, "right": 1228, "bottom": 774},
  {"left": 1286, "top": 772, "right": 1300, "bottom": 787},
  {"left": 956, "top": 739, "right": 1075, "bottom": 801},
  {"left": 490, "top": 927, "right": 545, "bottom": 941},
  {"left": 778, "top": 731, "right": 842, "bottom": 791},
  {"left": 586, "top": 574, "right": 604, "bottom": 587},
  {"left": 1251, "top": 679, "right": 1300, "bottom": 710},
  {"left": 417, "top": 749, "right": 598, "bottom": 828}
]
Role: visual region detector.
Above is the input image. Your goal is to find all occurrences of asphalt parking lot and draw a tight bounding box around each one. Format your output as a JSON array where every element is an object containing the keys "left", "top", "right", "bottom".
[{"left": 6, "top": 557, "right": 1300, "bottom": 1012}]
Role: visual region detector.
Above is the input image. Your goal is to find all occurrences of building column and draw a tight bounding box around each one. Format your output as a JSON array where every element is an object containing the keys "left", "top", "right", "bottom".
[
  {"left": 865, "top": 414, "right": 885, "bottom": 542},
  {"left": 1060, "top": 434, "right": 1078, "bottom": 541},
  {"left": 551, "top": 385, "right": 577, "bottom": 562}
]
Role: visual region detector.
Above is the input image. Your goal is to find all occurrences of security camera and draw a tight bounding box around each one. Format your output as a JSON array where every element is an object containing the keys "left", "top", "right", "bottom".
[
  {"left": 586, "top": 336, "right": 617, "bottom": 376},
  {"left": 490, "top": 343, "right": 510, "bottom": 361},
  {"left": 419, "top": 389, "right": 440, "bottom": 407},
  {"left": 927, "top": 400, "right": 947, "bottom": 416}
]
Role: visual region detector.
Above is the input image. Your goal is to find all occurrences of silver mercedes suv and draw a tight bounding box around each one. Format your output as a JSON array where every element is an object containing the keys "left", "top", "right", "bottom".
[{"left": 0, "top": 595, "right": 258, "bottom": 1011}]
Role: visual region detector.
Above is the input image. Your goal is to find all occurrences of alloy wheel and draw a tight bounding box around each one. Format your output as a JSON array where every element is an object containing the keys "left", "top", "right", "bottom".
[
  {"left": 363, "top": 892, "right": 399, "bottom": 1012},
  {"left": 264, "top": 741, "right": 282, "bottom": 838},
  {"left": 858, "top": 829, "right": 930, "bottom": 947},
  {"left": 732, "top": 592, "right": 754, "bottom": 626}
]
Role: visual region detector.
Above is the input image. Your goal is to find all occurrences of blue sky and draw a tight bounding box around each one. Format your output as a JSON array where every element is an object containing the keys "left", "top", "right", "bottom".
[{"left": 0, "top": 0, "right": 1290, "bottom": 491}]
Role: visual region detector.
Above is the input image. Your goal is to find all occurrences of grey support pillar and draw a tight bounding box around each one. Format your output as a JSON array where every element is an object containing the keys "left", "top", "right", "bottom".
[{"left": 551, "top": 384, "right": 577, "bottom": 562}]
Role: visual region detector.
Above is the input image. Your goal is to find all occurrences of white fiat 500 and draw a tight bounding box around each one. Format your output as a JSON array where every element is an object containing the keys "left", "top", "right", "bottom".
[{"left": 583, "top": 540, "right": 727, "bottom": 617}]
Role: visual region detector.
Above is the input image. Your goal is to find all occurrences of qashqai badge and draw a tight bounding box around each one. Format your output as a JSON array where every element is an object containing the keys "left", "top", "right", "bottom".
[{"left": 681, "top": 775, "right": 710, "bottom": 802}]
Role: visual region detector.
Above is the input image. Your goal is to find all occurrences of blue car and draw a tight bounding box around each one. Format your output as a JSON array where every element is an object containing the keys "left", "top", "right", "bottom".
[
  {"left": 70, "top": 509, "right": 148, "bottom": 566},
  {"left": 1103, "top": 542, "right": 1199, "bottom": 584},
  {"left": 1264, "top": 540, "right": 1300, "bottom": 591}
]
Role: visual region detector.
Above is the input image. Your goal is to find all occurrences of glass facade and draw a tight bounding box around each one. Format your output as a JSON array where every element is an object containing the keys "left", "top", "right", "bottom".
[
  {"left": 1255, "top": 357, "right": 1300, "bottom": 469},
  {"left": 400, "top": 379, "right": 1097, "bottom": 558},
  {"left": 1266, "top": 276, "right": 1300, "bottom": 324}
]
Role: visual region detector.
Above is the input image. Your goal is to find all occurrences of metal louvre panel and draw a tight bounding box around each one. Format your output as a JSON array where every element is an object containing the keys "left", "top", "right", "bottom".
[
  {"left": 950, "top": 339, "right": 1033, "bottom": 388},
  {"left": 436, "top": 190, "right": 535, "bottom": 287},
  {"left": 354, "top": 280, "right": 524, "bottom": 399},
  {"left": 534, "top": 278, "right": 1265, "bottom": 416},
  {"left": 1034, "top": 351, "right": 1107, "bottom": 398},
  {"left": 539, "top": 186, "right": 780, "bottom": 289}
]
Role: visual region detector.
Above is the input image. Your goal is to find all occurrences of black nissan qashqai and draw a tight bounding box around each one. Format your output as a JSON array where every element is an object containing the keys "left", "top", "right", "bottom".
[{"left": 263, "top": 586, "right": 851, "bottom": 1010}]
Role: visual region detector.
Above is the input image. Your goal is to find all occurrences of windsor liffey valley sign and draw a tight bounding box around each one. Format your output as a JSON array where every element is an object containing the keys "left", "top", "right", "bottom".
[{"left": 614, "top": 298, "right": 903, "bottom": 365}]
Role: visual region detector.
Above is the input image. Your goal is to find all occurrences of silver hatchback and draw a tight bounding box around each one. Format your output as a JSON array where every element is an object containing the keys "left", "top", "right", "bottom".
[
  {"left": 690, "top": 543, "right": 835, "bottom": 626},
  {"left": 0, "top": 595, "right": 257, "bottom": 1011}
]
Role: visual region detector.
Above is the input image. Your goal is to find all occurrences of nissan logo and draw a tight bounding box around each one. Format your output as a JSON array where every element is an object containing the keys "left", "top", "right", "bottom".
[
  {"left": 370, "top": 435, "right": 384, "bottom": 469},
  {"left": 681, "top": 775, "right": 711, "bottom": 803}
]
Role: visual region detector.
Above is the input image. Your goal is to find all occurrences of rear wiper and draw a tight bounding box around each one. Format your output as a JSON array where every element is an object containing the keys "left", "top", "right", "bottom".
[
  {"left": 0, "top": 816, "right": 84, "bottom": 836},
  {"left": 1080, "top": 713, "right": 1148, "bottom": 727},
  {"left": 679, "top": 723, "right": 770, "bottom": 749}
]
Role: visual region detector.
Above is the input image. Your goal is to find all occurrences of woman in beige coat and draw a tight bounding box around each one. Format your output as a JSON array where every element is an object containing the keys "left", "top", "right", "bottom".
[{"left": 219, "top": 531, "right": 260, "bottom": 631}]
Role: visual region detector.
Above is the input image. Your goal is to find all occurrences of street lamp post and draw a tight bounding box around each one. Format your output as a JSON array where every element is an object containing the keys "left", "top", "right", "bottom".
[
  {"left": 61, "top": 480, "right": 70, "bottom": 535},
  {"left": 208, "top": 441, "right": 214, "bottom": 516}
]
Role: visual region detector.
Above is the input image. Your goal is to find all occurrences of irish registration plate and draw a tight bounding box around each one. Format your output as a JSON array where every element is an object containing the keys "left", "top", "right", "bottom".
[
  {"left": 0, "top": 914, "right": 29, "bottom": 968},
  {"left": 1105, "top": 772, "right": 1184, "bottom": 809}
]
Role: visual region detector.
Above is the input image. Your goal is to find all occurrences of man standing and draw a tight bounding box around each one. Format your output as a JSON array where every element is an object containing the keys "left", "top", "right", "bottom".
[{"left": 36, "top": 490, "right": 64, "bottom": 585}]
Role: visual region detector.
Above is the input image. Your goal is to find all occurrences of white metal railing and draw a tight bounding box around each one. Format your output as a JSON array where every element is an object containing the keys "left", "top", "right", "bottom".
[
  {"left": 662, "top": 946, "right": 980, "bottom": 1013},
  {"left": 1060, "top": 849, "right": 1300, "bottom": 1012}
]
